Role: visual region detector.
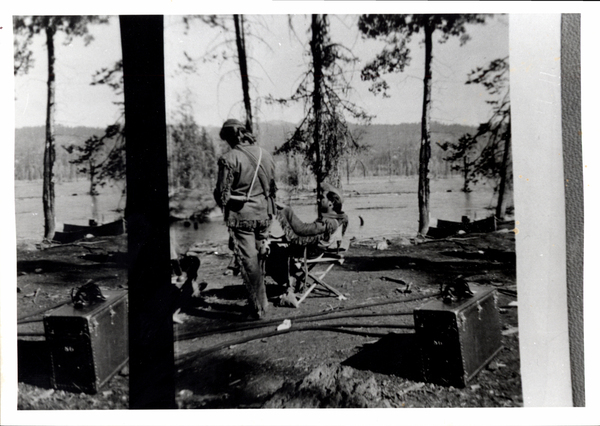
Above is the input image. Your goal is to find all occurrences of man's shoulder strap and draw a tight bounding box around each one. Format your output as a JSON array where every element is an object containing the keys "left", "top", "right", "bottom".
[{"left": 236, "top": 145, "right": 262, "bottom": 166}]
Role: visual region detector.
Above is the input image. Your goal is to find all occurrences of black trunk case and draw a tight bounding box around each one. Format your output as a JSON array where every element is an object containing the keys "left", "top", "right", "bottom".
[
  {"left": 43, "top": 290, "right": 129, "bottom": 394},
  {"left": 413, "top": 286, "right": 502, "bottom": 387}
]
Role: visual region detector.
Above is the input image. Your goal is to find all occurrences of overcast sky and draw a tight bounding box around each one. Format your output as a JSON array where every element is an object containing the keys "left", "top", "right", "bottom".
[{"left": 14, "top": 14, "right": 508, "bottom": 130}]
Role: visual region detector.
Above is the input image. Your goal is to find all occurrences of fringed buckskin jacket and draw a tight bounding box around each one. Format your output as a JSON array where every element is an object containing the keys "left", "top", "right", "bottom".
[{"left": 214, "top": 142, "right": 277, "bottom": 229}]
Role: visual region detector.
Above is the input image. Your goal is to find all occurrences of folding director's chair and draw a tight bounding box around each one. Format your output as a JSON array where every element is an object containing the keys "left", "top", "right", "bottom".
[
  {"left": 293, "top": 237, "right": 349, "bottom": 304},
  {"left": 268, "top": 224, "right": 349, "bottom": 305}
]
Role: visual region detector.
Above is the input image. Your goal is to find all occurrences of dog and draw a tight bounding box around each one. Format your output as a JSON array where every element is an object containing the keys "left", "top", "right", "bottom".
[{"left": 171, "top": 254, "right": 207, "bottom": 323}]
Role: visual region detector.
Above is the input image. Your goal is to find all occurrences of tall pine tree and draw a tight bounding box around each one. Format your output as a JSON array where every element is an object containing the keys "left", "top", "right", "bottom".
[
  {"left": 270, "top": 14, "right": 371, "bottom": 198},
  {"left": 14, "top": 16, "right": 110, "bottom": 239},
  {"left": 358, "top": 14, "right": 486, "bottom": 235},
  {"left": 180, "top": 15, "right": 256, "bottom": 132},
  {"left": 441, "top": 57, "right": 512, "bottom": 218}
]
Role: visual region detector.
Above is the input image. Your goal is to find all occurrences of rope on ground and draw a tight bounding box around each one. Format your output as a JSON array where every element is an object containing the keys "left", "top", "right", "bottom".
[
  {"left": 17, "top": 318, "right": 45, "bottom": 325},
  {"left": 175, "top": 292, "right": 439, "bottom": 342},
  {"left": 496, "top": 288, "right": 517, "bottom": 297},
  {"left": 176, "top": 323, "right": 414, "bottom": 365},
  {"left": 176, "top": 310, "right": 414, "bottom": 341},
  {"left": 17, "top": 331, "right": 45, "bottom": 337},
  {"left": 17, "top": 300, "right": 70, "bottom": 324}
]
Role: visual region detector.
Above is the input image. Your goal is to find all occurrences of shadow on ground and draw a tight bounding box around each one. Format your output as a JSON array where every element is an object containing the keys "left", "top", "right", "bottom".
[
  {"left": 182, "top": 284, "right": 290, "bottom": 322},
  {"left": 439, "top": 249, "right": 516, "bottom": 264},
  {"left": 17, "top": 259, "right": 125, "bottom": 274},
  {"left": 342, "top": 333, "right": 423, "bottom": 382},
  {"left": 176, "top": 352, "right": 290, "bottom": 408},
  {"left": 18, "top": 340, "right": 53, "bottom": 389},
  {"left": 343, "top": 253, "right": 513, "bottom": 276}
]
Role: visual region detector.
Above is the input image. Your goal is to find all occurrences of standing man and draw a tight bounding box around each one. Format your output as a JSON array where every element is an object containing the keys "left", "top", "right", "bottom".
[{"left": 214, "top": 119, "right": 277, "bottom": 319}]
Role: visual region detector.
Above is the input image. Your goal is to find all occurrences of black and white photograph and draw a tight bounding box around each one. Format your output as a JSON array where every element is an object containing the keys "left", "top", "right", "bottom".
[{"left": 1, "top": 1, "right": 596, "bottom": 425}]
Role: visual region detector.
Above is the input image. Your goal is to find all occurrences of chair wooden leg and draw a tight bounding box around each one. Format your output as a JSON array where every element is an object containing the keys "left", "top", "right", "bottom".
[
  {"left": 307, "top": 272, "right": 347, "bottom": 300},
  {"left": 296, "top": 264, "right": 344, "bottom": 305},
  {"left": 302, "top": 247, "right": 309, "bottom": 291},
  {"left": 295, "top": 250, "right": 347, "bottom": 304},
  {"left": 317, "top": 263, "right": 336, "bottom": 279},
  {"left": 297, "top": 283, "right": 318, "bottom": 305}
]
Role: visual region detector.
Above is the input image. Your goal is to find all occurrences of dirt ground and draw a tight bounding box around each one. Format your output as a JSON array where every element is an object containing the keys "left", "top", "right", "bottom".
[{"left": 16, "top": 228, "right": 520, "bottom": 409}]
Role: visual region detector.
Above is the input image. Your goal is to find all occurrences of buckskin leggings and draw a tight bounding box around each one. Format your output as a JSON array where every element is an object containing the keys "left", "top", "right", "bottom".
[{"left": 228, "top": 224, "right": 270, "bottom": 318}]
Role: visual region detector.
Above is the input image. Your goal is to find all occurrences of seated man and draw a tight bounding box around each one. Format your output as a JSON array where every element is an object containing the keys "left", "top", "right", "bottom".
[
  {"left": 267, "top": 183, "right": 349, "bottom": 300},
  {"left": 278, "top": 184, "right": 348, "bottom": 249}
]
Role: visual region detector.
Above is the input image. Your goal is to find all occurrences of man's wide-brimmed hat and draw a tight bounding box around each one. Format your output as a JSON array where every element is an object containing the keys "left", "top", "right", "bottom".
[
  {"left": 322, "top": 182, "right": 344, "bottom": 204},
  {"left": 220, "top": 119, "right": 246, "bottom": 140}
]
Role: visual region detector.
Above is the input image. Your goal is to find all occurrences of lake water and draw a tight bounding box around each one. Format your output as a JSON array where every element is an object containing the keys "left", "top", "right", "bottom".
[
  {"left": 15, "top": 176, "right": 508, "bottom": 251},
  {"left": 15, "top": 179, "right": 125, "bottom": 242}
]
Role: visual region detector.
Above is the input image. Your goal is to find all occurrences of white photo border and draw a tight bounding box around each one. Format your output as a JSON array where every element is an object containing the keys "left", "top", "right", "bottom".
[{"left": 1, "top": 1, "right": 598, "bottom": 425}]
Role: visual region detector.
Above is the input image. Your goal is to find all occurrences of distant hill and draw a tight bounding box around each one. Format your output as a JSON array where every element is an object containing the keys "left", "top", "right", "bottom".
[
  {"left": 253, "top": 121, "right": 478, "bottom": 177},
  {"left": 251, "top": 121, "right": 476, "bottom": 155},
  {"left": 15, "top": 120, "right": 478, "bottom": 181},
  {"left": 201, "top": 121, "right": 298, "bottom": 154},
  {"left": 15, "top": 125, "right": 106, "bottom": 181}
]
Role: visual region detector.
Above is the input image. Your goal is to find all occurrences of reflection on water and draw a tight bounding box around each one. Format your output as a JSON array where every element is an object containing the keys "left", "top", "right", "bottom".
[
  {"left": 15, "top": 180, "right": 125, "bottom": 241},
  {"left": 170, "top": 219, "right": 228, "bottom": 253},
  {"left": 171, "top": 176, "right": 509, "bottom": 252},
  {"left": 15, "top": 177, "right": 509, "bottom": 249}
]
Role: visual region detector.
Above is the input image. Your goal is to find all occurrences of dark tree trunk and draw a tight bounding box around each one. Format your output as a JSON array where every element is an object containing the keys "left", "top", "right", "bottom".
[
  {"left": 234, "top": 14, "right": 253, "bottom": 133},
  {"left": 120, "top": 15, "right": 175, "bottom": 409},
  {"left": 495, "top": 123, "right": 511, "bottom": 219},
  {"left": 463, "top": 154, "right": 470, "bottom": 192},
  {"left": 43, "top": 22, "right": 56, "bottom": 240},
  {"left": 418, "top": 19, "right": 433, "bottom": 235},
  {"left": 329, "top": 160, "right": 343, "bottom": 192},
  {"left": 346, "top": 158, "right": 351, "bottom": 185},
  {"left": 388, "top": 138, "right": 393, "bottom": 177},
  {"left": 90, "top": 194, "right": 99, "bottom": 223},
  {"left": 89, "top": 162, "right": 100, "bottom": 222},
  {"left": 311, "top": 14, "right": 323, "bottom": 197}
]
